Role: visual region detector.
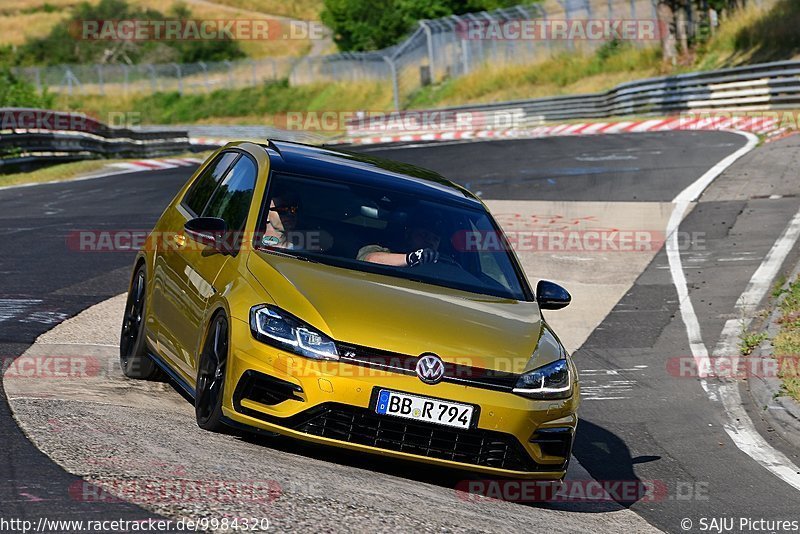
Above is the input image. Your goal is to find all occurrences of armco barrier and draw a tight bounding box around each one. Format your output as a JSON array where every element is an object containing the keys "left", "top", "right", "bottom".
[
  {"left": 0, "top": 108, "right": 190, "bottom": 169},
  {"left": 346, "top": 60, "right": 800, "bottom": 137}
]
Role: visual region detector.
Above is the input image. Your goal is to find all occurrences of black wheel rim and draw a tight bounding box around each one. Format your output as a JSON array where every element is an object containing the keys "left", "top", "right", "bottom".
[
  {"left": 120, "top": 270, "right": 145, "bottom": 366},
  {"left": 196, "top": 317, "right": 227, "bottom": 422}
]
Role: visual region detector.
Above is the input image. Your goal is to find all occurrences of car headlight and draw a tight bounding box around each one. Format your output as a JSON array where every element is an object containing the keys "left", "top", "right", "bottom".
[
  {"left": 249, "top": 304, "right": 339, "bottom": 361},
  {"left": 513, "top": 328, "right": 572, "bottom": 400},
  {"left": 513, "top": 359, "right": 572, "bottom": 399}
]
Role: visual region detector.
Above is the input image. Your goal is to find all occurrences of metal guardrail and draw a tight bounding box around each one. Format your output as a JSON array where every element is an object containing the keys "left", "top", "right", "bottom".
[
  {"left": 346, "top": 59, "right": 800, "bottom": 136},
  {"left": 0, "top": 108, "right": 191, "bottom": 169},
  {"left": 140, "top": 124, "right": 325, "bottom": 146}
]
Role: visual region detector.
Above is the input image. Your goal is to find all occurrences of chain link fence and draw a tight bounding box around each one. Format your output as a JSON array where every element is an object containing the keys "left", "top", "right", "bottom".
[
  {"left": 15, "top": 57, "right": 298, "bottom": 97},
  {"left": 15, "top": 0, "right": 735, "bottom": 108},
  {"left": 293, "top": 0, "right": 664, "bottom": 108}
]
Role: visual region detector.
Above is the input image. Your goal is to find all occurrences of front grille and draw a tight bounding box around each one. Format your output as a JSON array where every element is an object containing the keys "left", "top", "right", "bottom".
[
  {"left": 275, "top": 402, "right": 542, "bottom": 472},
  {"left": 336, "top": 342, "right": 519, "bottom": 392}
]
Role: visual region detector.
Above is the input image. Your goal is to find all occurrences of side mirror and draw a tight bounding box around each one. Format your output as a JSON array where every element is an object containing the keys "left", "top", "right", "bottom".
[
  {"left": 536, "top": 280, "right": 571, "bottom": 310},
  {"left": 184, "top": 217, "right": 231, "bottom": 255}
]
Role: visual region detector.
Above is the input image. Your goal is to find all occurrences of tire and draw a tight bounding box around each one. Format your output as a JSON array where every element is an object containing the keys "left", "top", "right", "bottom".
[
  {"left": 120, "top": 265, "right": 160, "bottom": 380},
  {"left": 195, "top": 313, "right": 229, "bottom": 432}
]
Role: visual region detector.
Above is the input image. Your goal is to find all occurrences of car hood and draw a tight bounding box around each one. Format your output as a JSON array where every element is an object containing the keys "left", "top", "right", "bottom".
[{"left": 247, "top": 251, "right": 542, "bottom": 372}]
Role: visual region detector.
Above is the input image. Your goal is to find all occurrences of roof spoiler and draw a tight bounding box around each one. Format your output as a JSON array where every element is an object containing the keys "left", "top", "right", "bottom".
[{"left": 264, "top": 139, "right": 283, "bottom": 159}]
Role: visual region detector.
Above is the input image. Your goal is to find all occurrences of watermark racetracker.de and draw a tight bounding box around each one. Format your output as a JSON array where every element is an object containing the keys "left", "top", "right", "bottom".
[
  {"left": 456, "top": 479, "right": 709, "bottom": 503},
  {"left": 74, "top": 19, "right": 326, "bottom": 41},
  {"left": 65, "top": 229, "right": 708, "bottom": 254}
]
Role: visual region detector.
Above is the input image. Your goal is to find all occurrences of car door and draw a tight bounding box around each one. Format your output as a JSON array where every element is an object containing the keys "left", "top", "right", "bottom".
[
  {"left": 179, "top": 153, "right": 258, "bottom": 377},
  {"left": 154, "top": 151, "right": 257, "bottom": 379},
  {"left": 152, "top": 151, "right": 238, "bottom": 377}
]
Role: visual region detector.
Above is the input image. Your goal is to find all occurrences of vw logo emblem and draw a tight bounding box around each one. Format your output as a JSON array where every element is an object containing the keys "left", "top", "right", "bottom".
[{"left": 416, "top": 353, "right": 445, "bottom": 384}]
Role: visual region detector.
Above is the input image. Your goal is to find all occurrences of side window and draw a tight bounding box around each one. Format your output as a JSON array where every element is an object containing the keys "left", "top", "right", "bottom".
[
  {"left": 202, "top": 156, "right": 257, "bottom": 231},
  {"left": 182, "top": 151, "right": 238, "bottom": 215}
]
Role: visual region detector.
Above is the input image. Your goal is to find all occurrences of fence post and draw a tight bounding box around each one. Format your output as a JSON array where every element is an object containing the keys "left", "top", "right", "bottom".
[
  {"left": 224, "top": 60, "right": 234, "bottom": 88},
  {"left": 33, "top": 68, "right": 42, "bottom": 94},
  {"left": 557, "top": 1, "right": 575, "bottom": 51},
  {"left": 121, "top": 64, "right": 129, "bottom": 96},
  {"left": 65, "top": 68, "right": 73, "bottom": 97},
  {"left": 464, "top": 14, "right": 483, "bottom": 65},
  {"left": 96, "top": 65, "right": 104, "bottom": 96},
  {"left": 483, "top": 12, "right": 498, "bottom": 65},
  {"left": 630, "top": 0, "right": 636, "bottom": 18},
  {"left": 461, "top": 33, "right": 470, "bottom": 75},
  {"left": 420, "top": 20, "right": 436, "bottom": 83},
  {"left": 199, "top": 61, "right": 210, "bottom": 92},
  {"left": 250, "top": 59, "right": 257, "bottom": 85},
  {"left": 172, "top": 63, "right": 183, "bottom": 94},
  {"left": 146, "top": 64, "right": 157, "bottom": 93},
  {"left": 383, "top": 55, "right": 400, "bottom": 111},
  {"left": 63, "top": 67, "right": 81, "bottom": 96}
]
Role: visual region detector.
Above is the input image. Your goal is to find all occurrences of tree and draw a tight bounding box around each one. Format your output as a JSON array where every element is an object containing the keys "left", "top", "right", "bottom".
[{"left": 321, "top": 0, "right": 528, "bottom": 52}]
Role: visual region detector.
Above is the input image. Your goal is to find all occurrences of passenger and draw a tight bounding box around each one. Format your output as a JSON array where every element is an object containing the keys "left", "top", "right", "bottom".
[{"left": 358, "top": 209, "right": 443, "bottom": 267}]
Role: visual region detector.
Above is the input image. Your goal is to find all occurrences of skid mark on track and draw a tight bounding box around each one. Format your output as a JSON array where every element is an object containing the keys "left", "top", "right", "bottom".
[
  {"left": 0, "top": 299, "right": 42, "bottom": 323},
  {"left": 579, "top": 366, "right": 648, "bottom": 401}
]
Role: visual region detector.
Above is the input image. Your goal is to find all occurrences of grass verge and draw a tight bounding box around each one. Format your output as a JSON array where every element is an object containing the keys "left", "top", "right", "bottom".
[
  {"left": 407, "top": 43, "right": 667, "bottom": 108},
  {"left": 56, "top": 79, "right": 393, "bottom": 125},
  {"left": 773, "top": 275, "right": 800, "bottom": 401}
]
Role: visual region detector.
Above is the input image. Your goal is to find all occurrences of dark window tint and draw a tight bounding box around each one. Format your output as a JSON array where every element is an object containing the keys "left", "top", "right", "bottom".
[
  {"left": 202, "top": 156, "right": 257, "bottom": 230},
  {"left": 182, "top": 152, "right": 238, "bottom": 215},
  {"left": 256, "top": 172, "right": 528, "bottom": 301}
]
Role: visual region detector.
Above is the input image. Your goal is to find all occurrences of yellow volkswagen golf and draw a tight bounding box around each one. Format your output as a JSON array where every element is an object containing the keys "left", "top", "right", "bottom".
[{"left": 120, "top": 140, "right": 579, "bottom": 479}]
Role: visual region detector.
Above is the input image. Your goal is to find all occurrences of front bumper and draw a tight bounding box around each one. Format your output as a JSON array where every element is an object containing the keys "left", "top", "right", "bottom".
[{"left": 222, "top": 318, "right": 579, "bottom": 479}]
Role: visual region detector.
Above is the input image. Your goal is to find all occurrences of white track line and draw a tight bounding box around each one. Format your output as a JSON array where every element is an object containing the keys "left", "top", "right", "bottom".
[
  {"left": 673, "top": 131, "right": 759, "bottom": 204},
  {"left": 707, "top": 208, "right": 800, "bottom": 492},
  {"left": 667, "top": 130, "right": 800, "bottom": 491}
]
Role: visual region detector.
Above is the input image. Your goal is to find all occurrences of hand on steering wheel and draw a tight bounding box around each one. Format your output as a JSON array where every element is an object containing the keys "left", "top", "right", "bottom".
[{"left": 406, "top": 248, "right": 439, "bottom": 267}]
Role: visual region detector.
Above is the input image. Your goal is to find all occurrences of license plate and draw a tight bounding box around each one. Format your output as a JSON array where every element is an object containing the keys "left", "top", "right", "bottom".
[{"left": 375, "top": 389, "right": 474, "bottom": 429}]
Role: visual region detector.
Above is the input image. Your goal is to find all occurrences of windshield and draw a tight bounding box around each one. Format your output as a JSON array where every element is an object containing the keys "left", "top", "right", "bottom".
[{"left": 255, "top": 172, "right": 530, "bottom": 301}]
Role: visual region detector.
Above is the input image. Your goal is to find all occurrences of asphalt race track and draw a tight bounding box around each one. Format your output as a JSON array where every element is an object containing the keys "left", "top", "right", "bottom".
[{"left": 2, "top": 130, "right": 800, "bottom": 532}]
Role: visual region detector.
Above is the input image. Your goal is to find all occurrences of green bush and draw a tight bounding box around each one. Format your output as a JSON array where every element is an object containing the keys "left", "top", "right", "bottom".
[
  {"left": 16, "top": 0, "right": 244, "bottom": 66},
  {"left": 0, "top": 68, "right": 54, "bottom": 108}
]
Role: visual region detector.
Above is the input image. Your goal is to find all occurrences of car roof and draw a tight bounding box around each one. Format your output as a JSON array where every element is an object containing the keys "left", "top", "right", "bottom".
[{"left": 260, "top": 140, "right": 483, "bottom": 207}]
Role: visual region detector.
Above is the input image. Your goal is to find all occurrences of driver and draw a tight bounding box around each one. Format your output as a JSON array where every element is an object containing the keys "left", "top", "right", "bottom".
[
  {"left": 358, "top": 209, "right": 443, "bottom": 267},
  {"left": 261, "top": 191, "right": 300, "bottom": 249}
]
